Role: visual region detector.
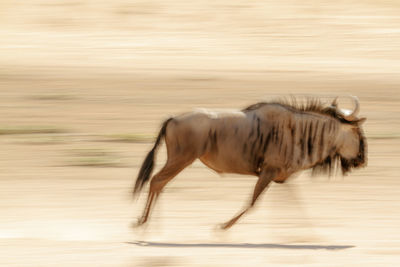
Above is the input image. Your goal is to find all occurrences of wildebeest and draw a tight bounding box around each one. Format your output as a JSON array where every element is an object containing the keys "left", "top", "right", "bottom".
[{"left": 133, "top": 96, "right": 367, "bottom": 229}]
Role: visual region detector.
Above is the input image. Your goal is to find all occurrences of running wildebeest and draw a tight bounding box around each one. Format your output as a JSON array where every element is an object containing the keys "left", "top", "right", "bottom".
[{"left": 133, "top": 96, "right": 367, "bottom": 229}]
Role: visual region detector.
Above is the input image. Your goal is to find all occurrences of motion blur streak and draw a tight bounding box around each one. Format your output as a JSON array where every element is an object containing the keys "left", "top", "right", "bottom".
[{"left": 0, "top": 1, "right": 399, "bottom": 266}]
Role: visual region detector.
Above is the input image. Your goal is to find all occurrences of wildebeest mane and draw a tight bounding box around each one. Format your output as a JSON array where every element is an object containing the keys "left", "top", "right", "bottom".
[
  {"left": 311, "top": 152, "right": 357, "bottom": 177},
  {"left": 242, "top": 98, "right": 357, "bottom": 125}
]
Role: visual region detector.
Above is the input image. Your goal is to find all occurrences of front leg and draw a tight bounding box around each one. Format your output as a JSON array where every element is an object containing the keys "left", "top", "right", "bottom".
[{"left": 220, "top": 168, "right": 278, "bottom": 229}]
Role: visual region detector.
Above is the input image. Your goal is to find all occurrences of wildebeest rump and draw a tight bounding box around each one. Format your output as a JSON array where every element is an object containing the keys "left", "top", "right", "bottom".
[{"left": 133, "top": 97, "right": 367, "bottom": 229}]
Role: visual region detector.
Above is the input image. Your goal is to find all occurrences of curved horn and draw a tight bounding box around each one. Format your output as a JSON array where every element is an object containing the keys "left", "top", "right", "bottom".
[
  {"left": 341, "top": 96, "right": 360, "bottom": 121},
  {"left": 345, "top": 95, "right": 360, "bottom": 119}
]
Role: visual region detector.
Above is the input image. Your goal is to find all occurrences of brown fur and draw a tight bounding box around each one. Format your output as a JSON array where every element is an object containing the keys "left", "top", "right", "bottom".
[{"left": 133, "top": 98, "right": 367, "bottom": 229}]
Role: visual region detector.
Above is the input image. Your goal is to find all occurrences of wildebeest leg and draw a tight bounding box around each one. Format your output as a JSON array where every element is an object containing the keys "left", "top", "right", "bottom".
[
  {"left": 220, "top": 168, "right": 277, "bottom": 229},
  {"left": 136, "top": 157, "right": 195, "bottom": 226}
]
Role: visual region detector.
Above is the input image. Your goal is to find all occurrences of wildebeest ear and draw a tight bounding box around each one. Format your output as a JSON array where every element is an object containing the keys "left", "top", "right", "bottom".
[
  {"left": 356, "top": 117, "right": 367, "bottom": 125},
  {"left": 331, "top": 97, "right": 338, "bottom": 107}
]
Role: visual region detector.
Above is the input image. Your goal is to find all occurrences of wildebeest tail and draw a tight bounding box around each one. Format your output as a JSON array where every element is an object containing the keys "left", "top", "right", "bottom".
[{"left": 133, "top": 118, "right": 173, "bottom": 196}]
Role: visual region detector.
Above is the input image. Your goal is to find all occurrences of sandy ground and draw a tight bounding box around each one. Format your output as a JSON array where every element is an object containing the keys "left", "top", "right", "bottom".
[{"left": 1, "top": 0, "right": 400, "bottom": 266}]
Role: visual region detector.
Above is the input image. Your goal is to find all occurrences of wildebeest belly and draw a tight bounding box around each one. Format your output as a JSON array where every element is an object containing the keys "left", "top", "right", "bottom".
[{"left": 199, "top": 148, "right": 256, "bottom": 175}]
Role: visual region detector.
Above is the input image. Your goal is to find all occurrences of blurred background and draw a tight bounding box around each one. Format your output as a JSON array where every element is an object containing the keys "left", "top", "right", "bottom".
[{"left": 1, "top": 1, "right": 399, "bottom": 266}]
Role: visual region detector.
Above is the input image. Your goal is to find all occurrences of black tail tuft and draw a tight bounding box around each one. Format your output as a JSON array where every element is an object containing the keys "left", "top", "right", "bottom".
[{"left": 133, "top": 118, "right": 173, "bottom": 196}]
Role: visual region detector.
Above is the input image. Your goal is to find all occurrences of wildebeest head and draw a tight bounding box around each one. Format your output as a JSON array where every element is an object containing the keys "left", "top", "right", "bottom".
[{"left": 328, "top": 96, "right": 367, "bottom": 173}]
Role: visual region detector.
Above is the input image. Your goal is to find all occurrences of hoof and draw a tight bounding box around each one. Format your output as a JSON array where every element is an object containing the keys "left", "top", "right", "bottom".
[
  {"left": 131, "top": 218, "right": 146, "bottom": 228},
  {"left": 219, "top": 222, "right": 232, "bottom": 230}
]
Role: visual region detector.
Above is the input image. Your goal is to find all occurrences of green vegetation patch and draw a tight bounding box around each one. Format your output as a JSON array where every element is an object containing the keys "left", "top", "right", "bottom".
[
  {"left": 13, "top": 135, "right": 68, "bottom": 145},
  {"left": 102, "top": 133, "right": 155, "bottom": 143},
  {"left": 0, "top": 126, "right": 68, "bottom": 135},
  {"left": 367, "top": 132, "right": 400, "bottom": 140},
  {"left": 28, "top": 94, "right": 76, "bottom": 101},
  {"left": 66, "top": 148, "right": 124, "bottom": 167}
]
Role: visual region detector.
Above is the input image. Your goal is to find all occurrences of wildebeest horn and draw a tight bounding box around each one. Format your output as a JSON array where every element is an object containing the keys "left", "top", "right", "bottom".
[
  {"left": 329, "top": 96, "right": 360, "bottom": 121},
  {"left": 339, "top": 96, "right": 360, "bottom": 121}
]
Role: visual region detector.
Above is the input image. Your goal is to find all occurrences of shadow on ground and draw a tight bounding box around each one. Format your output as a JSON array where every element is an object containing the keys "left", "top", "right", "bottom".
[{"left": 127, "top": 241, "right": 354, "bottom": 250}]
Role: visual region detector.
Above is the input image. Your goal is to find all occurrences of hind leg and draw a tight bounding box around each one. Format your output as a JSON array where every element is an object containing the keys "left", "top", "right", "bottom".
[{"left": 136, "top": 156, "right": 195, "bottom": 226}]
